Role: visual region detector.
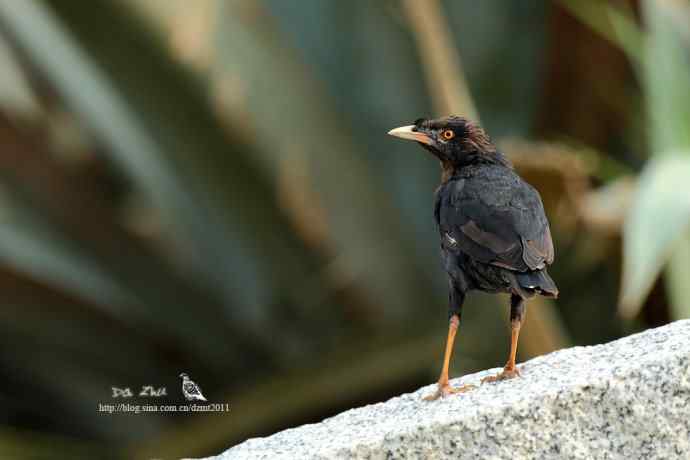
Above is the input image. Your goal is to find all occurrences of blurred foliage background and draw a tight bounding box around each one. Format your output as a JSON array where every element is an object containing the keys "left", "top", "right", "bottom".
[{"left": 0, "top": 0, "right": 688, "bottom": 458}]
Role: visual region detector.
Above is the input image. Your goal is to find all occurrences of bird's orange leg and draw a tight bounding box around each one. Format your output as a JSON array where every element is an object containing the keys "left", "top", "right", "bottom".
[
  {"left": 424, "top": 314, "right": 475, "bottom": 400},
  {"left": 482, "top": 295, "right": 525, "bottom": 384}
]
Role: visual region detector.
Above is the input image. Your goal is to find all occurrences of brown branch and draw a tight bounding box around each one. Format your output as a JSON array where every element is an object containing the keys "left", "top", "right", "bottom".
[{"left": 401, "top": 0, "right": 479, "bottom": 120}]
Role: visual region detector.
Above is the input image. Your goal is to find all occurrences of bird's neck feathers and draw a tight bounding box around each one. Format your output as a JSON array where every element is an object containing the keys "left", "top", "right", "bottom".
[
  {"left": 455, "top": 149, "right": 512, "bottom": 168},
  {"left": 440, "top": 160, "right": 455, "bottom": 183},
  {"left": 441, "top": 148, "right": 511, "bottom": 182}
]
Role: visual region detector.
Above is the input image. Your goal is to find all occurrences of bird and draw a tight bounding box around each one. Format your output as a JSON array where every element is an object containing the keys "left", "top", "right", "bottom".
[
  {"left": 179, "top": 372, "right": 207, "bottom": 402},
  {"left": 388, "top": 116, "right": 558, "bottom": 401}
]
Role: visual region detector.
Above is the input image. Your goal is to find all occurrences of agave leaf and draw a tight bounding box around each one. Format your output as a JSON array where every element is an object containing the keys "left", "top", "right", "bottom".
[
  {"left": 620, "top": 154, "right": 690, "bottom": 316},
  {"left": 560, "top": 0, "right": 643, "bottom": 72},
  {"left": 0, "top": 38, "right": 39, "bottom": 118},
  {"left": 642, "top": 0, "right": 690, "bottom": 155},
  {"left": 0, "top": 111, "right": 251, "bottom": 367},
  {"left": 212, "top": 0, "right": 437, "bottom": 321},
  {"left": 0, "top": 184, "right": 251, "bottom": 368},
  {"left": 620, "top": 0, "right": 690, "bottom": 317},
  {"left": 0, "top": 189, "right": 135, "bottom": 315},
  {"left": 0, "top": 0, "right": 327, "bottom": 338},
  {"left": 665, "top": 233, "right": 690, "bottom": 320},
  {"left": 572, "top": 0, "right": 690, "bottom": 316}
]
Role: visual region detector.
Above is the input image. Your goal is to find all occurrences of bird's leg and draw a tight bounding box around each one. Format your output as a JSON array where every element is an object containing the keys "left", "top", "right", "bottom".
[
  {"left": 424, "top": 293, "right": 476, "bottom": 401},
  {"left": 424, "top": 315, "right": 474, "bottom": 400},
  {"left": 482, "top": 295, "right": 525, "bottom": 384}
]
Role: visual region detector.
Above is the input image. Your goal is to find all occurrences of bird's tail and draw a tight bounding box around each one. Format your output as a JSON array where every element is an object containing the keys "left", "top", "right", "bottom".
[{"left": 515, "top": 268, "right": 558, "bottom": 298}]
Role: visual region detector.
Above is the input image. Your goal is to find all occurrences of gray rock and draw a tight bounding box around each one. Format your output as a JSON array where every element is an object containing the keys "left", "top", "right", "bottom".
[{"left": 208, "top": 320, "right": 690, "bottom": 459}]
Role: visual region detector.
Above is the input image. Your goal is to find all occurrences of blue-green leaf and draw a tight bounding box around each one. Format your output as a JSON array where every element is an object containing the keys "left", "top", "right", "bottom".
[{"left": 620, "top": 154, "right": 690, "bottom": 316}]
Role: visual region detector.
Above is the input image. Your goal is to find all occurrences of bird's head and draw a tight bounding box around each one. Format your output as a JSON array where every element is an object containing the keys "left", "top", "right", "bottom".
[
  {"left": 179, "top": 373, "right": 188, "bottom": 379},
  {"left": 388, "top": 116, "right": 509, "bottom": 170}
]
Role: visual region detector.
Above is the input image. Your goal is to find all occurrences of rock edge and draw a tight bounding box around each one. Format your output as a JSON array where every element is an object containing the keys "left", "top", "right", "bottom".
[{"left": 208, "top": 320, "right": 690, "bottom": 459}]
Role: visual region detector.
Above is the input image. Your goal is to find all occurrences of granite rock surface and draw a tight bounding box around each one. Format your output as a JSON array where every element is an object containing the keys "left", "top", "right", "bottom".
[{"left": 208, "top": 320, "right": 690, "bottom": 459}]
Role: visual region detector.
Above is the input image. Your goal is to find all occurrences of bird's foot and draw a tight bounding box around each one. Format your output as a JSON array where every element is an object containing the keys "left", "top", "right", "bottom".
[
  {"left": 423, "top": 382, "right": 475, "bottom": 401},
  {"left": 481, "top": 366, "right": 521, "bottom": 384}
]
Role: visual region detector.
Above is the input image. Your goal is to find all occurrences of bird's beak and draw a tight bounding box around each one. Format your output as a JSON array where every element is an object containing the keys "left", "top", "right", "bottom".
[{"left": 387, "top": 125, "right": 432, "bottom": 145}]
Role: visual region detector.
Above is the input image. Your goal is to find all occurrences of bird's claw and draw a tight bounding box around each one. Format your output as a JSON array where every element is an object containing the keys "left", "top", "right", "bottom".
[
  {"left": 423, "top": 382, "right": 475, "bottom": 401},
  {"left": 481, "top": 367, "right": 521, "bottom": 384}
]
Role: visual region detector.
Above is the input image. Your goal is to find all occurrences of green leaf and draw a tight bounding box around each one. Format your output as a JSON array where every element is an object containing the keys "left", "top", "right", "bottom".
[
  {"left": 211, "top": 0, "right": 438, "bottom": 320},
  {"left": 560, "top": 0, "right": 644, "bottom": 73},
  {"left": 0, "top": 0, "right": 326, "bottom": 336},
  {"left": 643, "top": 0, "right": 690, "bottom": 155},
  {"left": 0, "top": 190, "right": 134, "bottom": 315},
  {"left": 665, "top": 233, "right": 690, "bottom": 320},
  {"left": 0, "top": 39, "right": 39, "bottom": 117},
  {"left": 620, "top": 154, "right": 690, "bottom": 316},
  {"left": 619, "top": 0, "right": 690, "bottom": 318}
]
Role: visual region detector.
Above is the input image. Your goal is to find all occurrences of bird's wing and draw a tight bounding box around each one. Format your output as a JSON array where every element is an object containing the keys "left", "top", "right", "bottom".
[{"left": 439, "top": 171, "right": 554, "bottom": 272}]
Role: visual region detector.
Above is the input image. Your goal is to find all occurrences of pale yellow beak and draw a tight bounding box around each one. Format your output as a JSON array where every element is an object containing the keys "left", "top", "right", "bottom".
[{"left": 387, "top": 125, "right": 432, "bottom": 145}]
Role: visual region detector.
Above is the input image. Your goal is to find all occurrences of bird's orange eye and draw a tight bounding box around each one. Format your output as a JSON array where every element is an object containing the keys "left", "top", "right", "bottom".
[{"left": 442, "top": 129, "right": 455, "bottom": 140}]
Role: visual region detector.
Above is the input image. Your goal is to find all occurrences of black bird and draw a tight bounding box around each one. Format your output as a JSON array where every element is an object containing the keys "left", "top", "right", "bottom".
[{"left": 388, "top": 116, "right": 558, "bottom": 400}]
